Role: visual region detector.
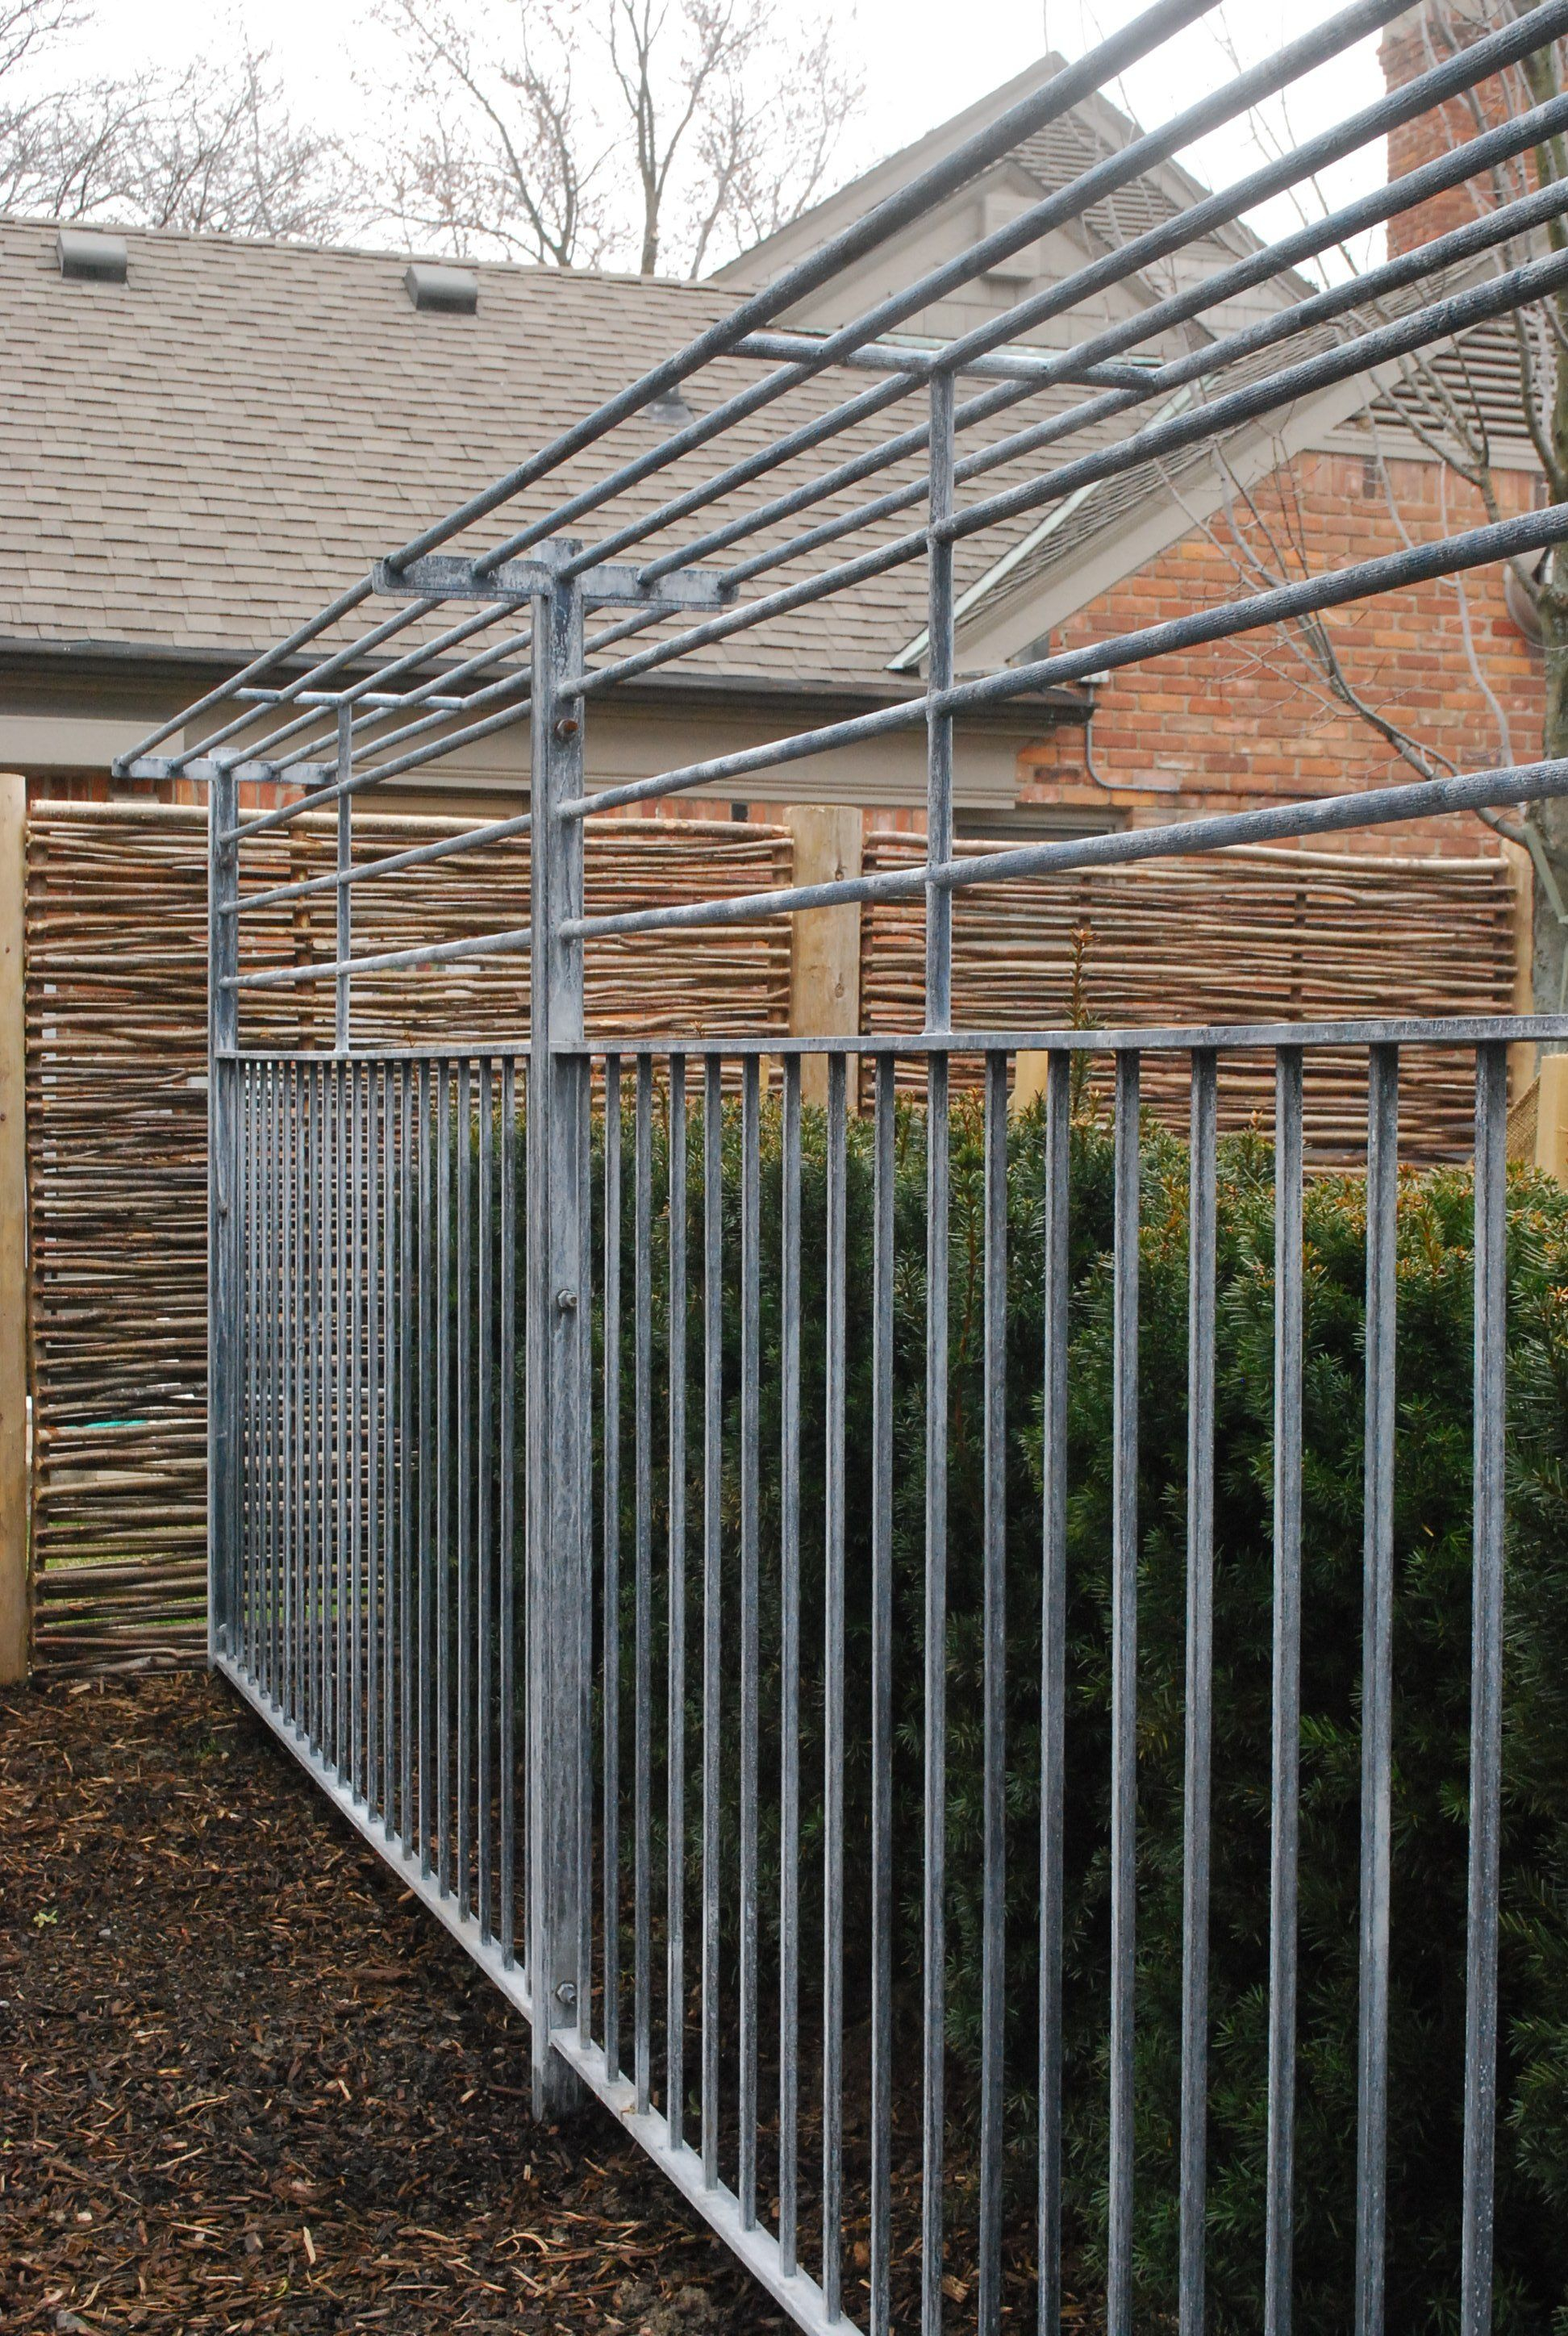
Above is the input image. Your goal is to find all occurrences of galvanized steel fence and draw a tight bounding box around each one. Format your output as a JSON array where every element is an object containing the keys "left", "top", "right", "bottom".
[{"left": 120, "top": 1, "right": 1568, "bottom": 2325}]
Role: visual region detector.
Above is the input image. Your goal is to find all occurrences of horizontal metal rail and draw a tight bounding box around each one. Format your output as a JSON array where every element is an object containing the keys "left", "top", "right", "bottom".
[
  {"left": 215, "top": 1014, "right": 1568, "bottom": 1064},
  {"left": 561, "top": 511, "right": 1568, "bottom": 819},
  {"left": 559, "top": 758, "right": 1568, "bottom": 940},
  {"left": 232, "top": 807, "right": 534, "bottom": 918}
]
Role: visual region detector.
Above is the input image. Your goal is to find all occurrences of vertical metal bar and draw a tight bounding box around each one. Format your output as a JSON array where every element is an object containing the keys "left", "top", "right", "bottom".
[
  {"left": 277, "top": 1064, "right": 288, "bottom": 1701},
  {"left": 311, "top": 1063, "right": 321, "bottom": 1729},
  {"left": 665, "top": 1055, "right": 689, "bottom": 2143},
  {"left": 271, "top": 1065, "right": 281, "bottom": 1694},
  {"left": 336, "top": 1055, "right": 349, "bottom": 1775},
  {"left": 1036, "top": 1048, "right": 1070, "bottom": 2336},
  {"left": 457, "top": 1057, "right": 473, "bottom": 1917},
  {"left": 701, "top": 1053, "right": 723, "bottom": 2191},
  {"left": 272, "top": 1062, "right": 283, "bottom": 1699},
  {"left": 1461, "top": 1041, "right": 1508, "bottom": 2336},
  {"left": 311, "top": 1062, "right": 324, "bottom": 1752},
  {"left": 335, "top": 705, "right": 352, "bottom": 1053},
  {"left": 1108, "top": 1049, "right": 1141, "bottom": 2336},
  {"left": 276, "top": 1064, "right": 286, "bottom": 1701},
  {"left": 870, "top": 1051, "right": 895, "bottom": 2336},
  {"left": 240, "top": 1063, "right": 254, "bottom": 1675},
  {"left": 281, "top": 1066, "right": 292, "bottom": 1708},
  {"left": 978, "top": 1050, "right": 1008, "bottom": 2336},
  {"left": 400, "top": 1063, "right": 415, "bottom": 1844},
  {"left": 499, "top": 1056, "right": 519, "bottom": 1967},
  {"left": 738, "top": 1053, "right": 761, "bottom": 2220},
  {"left": 383, "top": 1062, "right": 397, "bottom": 1838},
  {"left": 778, "top": 1052, "right": 803, "bottom": 2279},
  {"left": 291, "top": 1063, "right": 305, "bottom": 1728},
  {"left": 247, "top": 1065, "right": 260, "bottom": 1676},
  {"left": 923, "top": 372, "right": 957, "bottom": 2336},
  {"left": 283, "top": 1065, "right": 294, "bottom": 1717},
  {"left": 822, "top": 1049, "right": 848, "bottom": 2325},
  {"left": 368, "top": 1060, "right": 382, "bottom": 1815},
  {"left": 922, "top": 1040, "right": 950, "bottom": 2336},
  {"left": 285, "top": 1062, "right": 298, "bottom": 1725},
  {"left": 240, "top": 1059, "right": 253, "bottom": 1680},
  {"left": 1266, "top": 1046, "right": 1305, "bottom": 2336},
  {"left": 257, "top": 1064, "right": 267, "bottom": 1682},
  {"left": 418, "top": 1060, "right": 434, "bottom": 1877},
  {"left": 437, "top": 1064, "right": 452, "bottom": 1895},
  {"left": 261, "top": 1063, "right": 276, "bottom": 1701},
  {"left": 1180, "top": 1049, "right": 1219, "bottom": 2336},
  {"left": 603, "top": 1053, "right": 624, "bottom": 2084},
  {"left": 578, "top": 1042, "right": 595, "bottom": 2049},
  {"left": 207, "top": 765, "right": 238, "bottom": 1662},
  {"left": 352, "top": 1062, "right": 365, "bottom": 1796},
  {"left": 525, "top": 570, "right": 590, "bottom": 2117},
  {"left": 635, "top": 1054, "right": 657, "bottom": 2119},
  {"left": 926, "top": 373, "right": 955, "bottom": 1033},
  {"left": 236, "top": 1063, "right": 248, "bottom": 1671},
  {"left": 477, "top": 1057, "right": 495, "bottom": 1941},
  {"left": 296, "top": 1062, "right": 307, "bottom": 1726},
  {"left": 1356, "top": 1045, "right": 1399, "bottom": 2336}
]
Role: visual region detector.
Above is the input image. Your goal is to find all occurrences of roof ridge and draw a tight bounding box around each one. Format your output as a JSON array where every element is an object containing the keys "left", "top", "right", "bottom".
[{"left": 0, "top": 211, "right": 728, "bottom": 296}]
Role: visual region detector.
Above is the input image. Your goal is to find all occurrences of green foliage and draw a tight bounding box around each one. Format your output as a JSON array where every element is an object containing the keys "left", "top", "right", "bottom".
[{"left": 588, "top": 1089, "right": 1568, "bottom": 2329}]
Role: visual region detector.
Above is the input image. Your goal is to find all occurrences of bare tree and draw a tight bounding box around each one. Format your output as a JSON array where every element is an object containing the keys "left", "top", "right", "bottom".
[
  {"left": 0, "top": 0, "right": 90, "bottom": 211},
  {"left": 109, "top": 50, "right": 353, "bottom": 240},
  {"left": 370, "top": 0, "right": 608, "bottom": 268},
  {"left": 368, "top": 0, "right": 862, "bottom": 278},
  {"left": 1, "top": 10, "right": 357, "bottom": 241},
  {"left": 1124, "top": 0, "right": 1568, "bottom": 1015}
]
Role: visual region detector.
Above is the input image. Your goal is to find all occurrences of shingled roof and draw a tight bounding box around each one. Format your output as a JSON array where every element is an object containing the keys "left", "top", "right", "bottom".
[{"left": 0, "top": 215, "right": 1096, "bottom": 711}]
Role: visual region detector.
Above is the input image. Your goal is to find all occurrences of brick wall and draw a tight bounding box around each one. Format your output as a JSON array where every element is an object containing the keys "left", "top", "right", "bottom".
[
  {"left": 1012, "top": 448, "right": 1542, "bottom": 857},
  {"left": 1382, "top": 0, "right": 1528, "bottom": 257}
]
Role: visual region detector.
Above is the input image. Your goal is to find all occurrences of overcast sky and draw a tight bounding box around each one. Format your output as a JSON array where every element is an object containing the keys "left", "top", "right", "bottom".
[{"left": 58, "top": 0, "right": 1391, "bottom": 261}]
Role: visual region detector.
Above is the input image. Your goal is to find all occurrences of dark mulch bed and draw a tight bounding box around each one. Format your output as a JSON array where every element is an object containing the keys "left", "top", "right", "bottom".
[{"left": 0, "top": 1672, "right": 767, "bottom": 2334}]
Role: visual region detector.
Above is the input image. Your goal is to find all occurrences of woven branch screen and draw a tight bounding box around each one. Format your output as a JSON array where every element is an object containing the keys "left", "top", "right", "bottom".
[
  {"left": 860, "top": 833, "right": 1520, "bottom": 1158},
  {"left": 24, "top": 799, "right": 791, "bottom": 1673},
  {"left": 24, "top": 805, "right": 1519, "bottom": 1671}
]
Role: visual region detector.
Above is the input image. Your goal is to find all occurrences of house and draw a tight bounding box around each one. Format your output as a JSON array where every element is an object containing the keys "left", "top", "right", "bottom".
[{"left": 0, "top": 0, "right": 1545, "bottom": 862}]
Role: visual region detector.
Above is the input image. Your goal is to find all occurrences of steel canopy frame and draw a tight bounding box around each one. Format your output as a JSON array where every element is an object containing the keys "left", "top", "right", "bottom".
[{"left": 127, "top": 3, "right": 1568, "bottom": 2329}]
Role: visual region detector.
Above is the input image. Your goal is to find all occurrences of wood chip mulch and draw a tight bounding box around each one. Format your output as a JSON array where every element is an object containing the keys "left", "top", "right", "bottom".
[{"left": 0, "top": 1672, "right": 769, "bottom": 2334}]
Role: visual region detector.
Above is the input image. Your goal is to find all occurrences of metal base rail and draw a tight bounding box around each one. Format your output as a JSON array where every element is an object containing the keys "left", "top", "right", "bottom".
[{"left": 215, "top": 1648, "right": 843, "bottom": 2336}]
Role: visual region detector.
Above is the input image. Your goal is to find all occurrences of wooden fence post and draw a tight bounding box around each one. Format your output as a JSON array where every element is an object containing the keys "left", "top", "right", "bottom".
[
  {"left": 0, "top": 774, "right": 28, "bottom": 1684},
  {"left": 1503, "top": 839, "right": 1535, "bottom": 1107},
  {"left": 1536, "top": 1051, "right": 1568, "bottom": 1182},
  {"left": 786, "top": 805, "right": 862, "bottom": 1111}
]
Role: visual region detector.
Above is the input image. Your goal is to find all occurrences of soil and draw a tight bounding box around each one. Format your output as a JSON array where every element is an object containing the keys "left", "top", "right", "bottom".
[{"left": 0, "top": 1672, "right": 769, "bottom": 2334}]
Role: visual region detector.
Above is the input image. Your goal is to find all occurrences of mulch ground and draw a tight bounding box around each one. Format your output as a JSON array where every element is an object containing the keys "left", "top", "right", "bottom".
[{"left": 0, "top": 1672, "right": 769, "bottom": 2334}]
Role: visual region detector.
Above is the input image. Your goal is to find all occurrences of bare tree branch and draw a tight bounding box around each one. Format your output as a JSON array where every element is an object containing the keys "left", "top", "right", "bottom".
[
  {"left": 1, "top": 21, "right": 358, "bottom": 241},
  {"left": 365, "top": 0, "right": 861, "bottom": 277}
]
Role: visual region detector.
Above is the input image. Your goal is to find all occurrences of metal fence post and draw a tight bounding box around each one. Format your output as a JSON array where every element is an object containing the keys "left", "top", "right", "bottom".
[
  {"left": 528, "top": 561, "right": 590, "bottom": 2117},
  {"left": 209, "top": 761, "right": 240, "bottom": 1662}
]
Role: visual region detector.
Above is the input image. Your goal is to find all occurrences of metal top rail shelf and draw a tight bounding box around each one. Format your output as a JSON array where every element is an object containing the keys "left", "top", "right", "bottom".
[{"left": 119, "top": 0, "right": 1568, "bottom": 1032}]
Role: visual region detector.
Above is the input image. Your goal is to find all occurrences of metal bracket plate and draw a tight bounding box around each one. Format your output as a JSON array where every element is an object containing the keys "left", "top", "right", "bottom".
[{"left": 373, "top": 551, "right": 733, "bottom": 611}]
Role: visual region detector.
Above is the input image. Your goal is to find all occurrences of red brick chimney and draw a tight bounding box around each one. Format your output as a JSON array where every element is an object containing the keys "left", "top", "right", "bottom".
[{"left": 1382, "top": 0, "right": 1529, "bottom": 255}]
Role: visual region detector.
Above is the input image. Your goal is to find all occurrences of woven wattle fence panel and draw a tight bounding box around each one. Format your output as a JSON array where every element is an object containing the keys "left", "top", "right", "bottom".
[
  {"left": 24, "top": 805, "right": 1520, "bottom": 1671},
  {"left": 859, "top": 832, "right": 1518, "bottom": 1158},
  {"left": 23, "top": 800, "right": 791, "bottom": 1672}
]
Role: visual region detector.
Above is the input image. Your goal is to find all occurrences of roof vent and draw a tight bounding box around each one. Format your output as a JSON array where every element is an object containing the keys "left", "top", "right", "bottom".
[
  {"left": 57, "top": 227, "right": 127, "bottom": 284},
  {"left": 404, "top": 263, "right": 477, "bottom": 315},
  {"left": 645, "top": 387, "right": 694, "bottom": 428}
]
